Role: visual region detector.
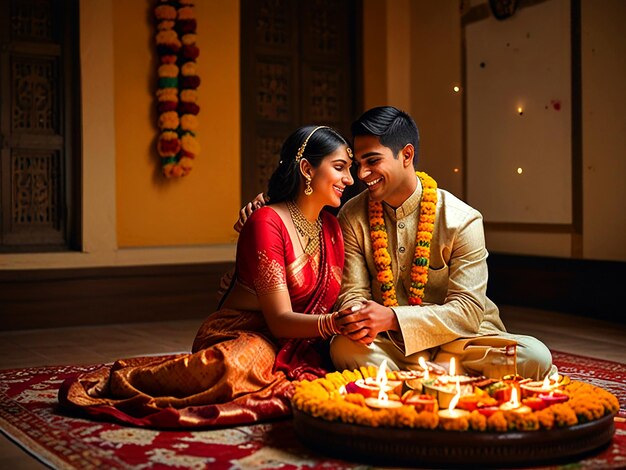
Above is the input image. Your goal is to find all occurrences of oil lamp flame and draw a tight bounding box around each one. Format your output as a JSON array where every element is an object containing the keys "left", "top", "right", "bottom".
[
  {"left": 376, "top": 359, "right": 388, "bottom": 401},
  {"left": 448, "top": 379, "right": 462, "bottom": 412}
]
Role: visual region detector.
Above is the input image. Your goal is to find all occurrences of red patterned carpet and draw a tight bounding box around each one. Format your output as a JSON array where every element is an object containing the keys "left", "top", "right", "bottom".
[{"left": 1, "top": 351, "right": 624, "bottom": 470}]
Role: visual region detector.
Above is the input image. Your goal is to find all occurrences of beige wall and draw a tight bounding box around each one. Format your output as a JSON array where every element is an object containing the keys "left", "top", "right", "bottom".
[
  {"left": 409, "top": 0, "right": 463, "bottom": 198},
  {"left": 361, "top": 0, "right": 625, "bottom": 261},
  {"left": 581, "top": 0, "right": 626, "bottom": 261}
]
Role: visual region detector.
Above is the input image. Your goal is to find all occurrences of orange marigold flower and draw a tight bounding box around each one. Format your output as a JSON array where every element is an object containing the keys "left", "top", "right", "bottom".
[
  {"left": 155, "top": 5, "right": 177, "bottom": 20},
  {"left": 156, "top": 30, "right": 181, "bottom": 47},
  {"left": 177, "top": 6, "right": 196, "bottom": 20}
]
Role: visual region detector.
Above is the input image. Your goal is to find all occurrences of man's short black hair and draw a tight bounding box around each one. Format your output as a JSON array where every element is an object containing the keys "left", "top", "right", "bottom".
[{"left": 351, "top": 106, "right": 420, "bottom": 168}]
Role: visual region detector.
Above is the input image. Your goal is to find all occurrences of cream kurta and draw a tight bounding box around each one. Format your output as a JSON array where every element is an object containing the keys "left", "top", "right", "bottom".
[{"left": 336, "top": 177, "right": 506, "bottom": 356}]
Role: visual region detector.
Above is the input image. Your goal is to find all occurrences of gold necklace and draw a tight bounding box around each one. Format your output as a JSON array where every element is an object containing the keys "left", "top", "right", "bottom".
[{"left": 286, "top": 200, "right": 322, "bottom": 256}]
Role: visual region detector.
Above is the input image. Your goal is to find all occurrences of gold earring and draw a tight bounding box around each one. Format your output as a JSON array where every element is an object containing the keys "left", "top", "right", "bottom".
[{"left": 305, "top": 176, "right": 313, "bottom": 196}]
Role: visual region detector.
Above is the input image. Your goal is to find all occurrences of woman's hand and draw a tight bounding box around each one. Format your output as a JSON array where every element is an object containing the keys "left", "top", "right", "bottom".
[
  {"left": 233, "top": 193, "right": 267, "bottom": 232},
  {"left": 335, "top": 301, "right": 398, "bottom": 346}
]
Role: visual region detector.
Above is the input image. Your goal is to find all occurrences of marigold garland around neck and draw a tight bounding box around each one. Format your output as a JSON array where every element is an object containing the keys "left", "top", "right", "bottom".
[
  {"left": 369, "top": 171, "right": 437, "bottom": 307},
  {"left": 154, "top": 0, "right": 200, "bottom": 178}
]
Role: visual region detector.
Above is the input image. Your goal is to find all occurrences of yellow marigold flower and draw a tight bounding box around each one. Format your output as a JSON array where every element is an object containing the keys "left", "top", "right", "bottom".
[
  {"left": 537, "top": 407, "right": 555, "bottom": 430},
  {"left": 159, "top": 111, "right": 179, "bottom": 129},
  {"left": 181, "top": 62, "right": 197, "bottom": 76},
  {"left": 156, "top": 30, "right": 181, "bottom": 48},
  {"left": 179, "top": 157, "right": 193, "bottom": 170},
  {"left": 417, "top": 231, "right": 433, "bottom": 242},
  {"left": 181, "top": 34, "right": 198, "bottom": 46},
  {"left": 180, "top": 114, "right": 198, "bottom": 130},
  {"left": 156, "top": 88, "right": 178, "bottom": 102},
  {"left": 551, "top": 403, "right": 578, "bottom": 427},
  {"left": 180, "top": 89, "right": 198, "bottom": 103},
  {"left": 440, "top": 416, "right": 469, "bottom": 431},
  {"left": 158, "top": 64, "right": 179, "bottom": 78},
  {"left": 157, "top": 20, "right": 175, "bottom": 31},
  {"left": 487, "top": 411, "right": 508, "bottom": 432},
  {"left": 377, "top": 270, "right": 393, "bottom": 283}
]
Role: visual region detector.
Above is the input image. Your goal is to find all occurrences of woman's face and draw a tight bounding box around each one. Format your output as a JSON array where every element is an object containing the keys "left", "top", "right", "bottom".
[{"left": 309, "top": 145, "right": 354, "bottom": 207}]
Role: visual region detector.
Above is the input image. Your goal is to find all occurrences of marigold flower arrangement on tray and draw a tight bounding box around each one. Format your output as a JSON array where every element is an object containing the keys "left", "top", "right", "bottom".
[
  {"left": 291, "top": 361, "right": 619, "bottom": 433},
  {"left": 154, "top": 0, "right": 200, "bottom": 178}
]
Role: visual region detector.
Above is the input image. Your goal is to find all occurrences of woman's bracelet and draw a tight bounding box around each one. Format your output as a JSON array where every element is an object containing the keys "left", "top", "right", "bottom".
[{"left": 317, "top": 312, "right": 340, "bottom": 339}]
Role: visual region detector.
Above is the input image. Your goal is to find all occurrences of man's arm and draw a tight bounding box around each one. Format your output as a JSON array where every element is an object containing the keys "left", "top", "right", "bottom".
[
  {"left": 335, "top": 208, "right": 372, "bottom": 310},
  {"left": 392, "top": 211, "right": 491, "bottom": 355}
]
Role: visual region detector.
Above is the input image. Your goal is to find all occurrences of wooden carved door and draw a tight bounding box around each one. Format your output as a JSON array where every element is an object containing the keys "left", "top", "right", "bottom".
[
  {"left": 240, "top": 0, "right": 361, "bottom": 205},
  {"left": 0, "top": 0, "right": 79, "bottom": 252}
]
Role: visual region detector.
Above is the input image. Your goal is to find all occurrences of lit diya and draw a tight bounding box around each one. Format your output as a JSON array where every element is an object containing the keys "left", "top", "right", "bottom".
[
  {"left": 538, "top": 391, "right": 569, "bottom": 406},
  {"left": 437, "top": 380, "right": 470, "bottom": 424},
  {"left": 401, "top": 391, "right": 438, "bottom": 413},
  {"left": 422, "top": 358, "right": 474, "bottom": 407},
  {"left": 404, "top": 356, "right": 446, "bottom": 392},
  {"left": 499, "top": 387, "right": 532, "bottom": 414},
  {"left": 361, "top": 360, "right": 402, "bottom": 409},
  {"left": 520, "top": 372, "right": 561, "bottom": 397},
  {"left": 345, "top": 359, "right": 402, "bottom": 398}
]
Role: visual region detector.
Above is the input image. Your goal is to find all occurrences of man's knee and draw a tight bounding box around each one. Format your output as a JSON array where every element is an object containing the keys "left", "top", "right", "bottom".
[
  {"left": 330, "top": 335, "right": 393, "bottom": 370},
  {"left": 516, "top": 335, "right": 553, "bottom": 380}
]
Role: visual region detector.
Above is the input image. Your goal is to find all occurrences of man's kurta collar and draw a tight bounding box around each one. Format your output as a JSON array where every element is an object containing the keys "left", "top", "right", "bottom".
[{"left": 383, "top": 175, "right": 422, "bottom": 220}]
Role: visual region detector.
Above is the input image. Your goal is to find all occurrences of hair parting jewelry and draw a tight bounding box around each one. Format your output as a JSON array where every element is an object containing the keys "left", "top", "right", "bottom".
[
  {"left": 295, "top": 126, "right": 329, "bottom": 163},
  {"left": 317, "top": 312, "right": 340, "bottom": 339}
]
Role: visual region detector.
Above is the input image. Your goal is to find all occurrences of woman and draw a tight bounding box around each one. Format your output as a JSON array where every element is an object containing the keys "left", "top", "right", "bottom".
[{"left": 59, "top": 126, "right": 354, "bottom": 428}]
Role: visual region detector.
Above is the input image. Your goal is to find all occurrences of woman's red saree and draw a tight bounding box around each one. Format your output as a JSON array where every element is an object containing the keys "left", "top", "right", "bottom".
[{"left": 59, "top": 207, "right": 344, "bottom": 428}]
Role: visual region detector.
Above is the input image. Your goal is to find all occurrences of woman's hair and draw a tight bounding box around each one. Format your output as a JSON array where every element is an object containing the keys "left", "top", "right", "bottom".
[
  {"left": 351, "top": 106, "right": 420, "bottom": 168},
  {"left": 266, "top": 125, "right": 349, "bottom": 204}
]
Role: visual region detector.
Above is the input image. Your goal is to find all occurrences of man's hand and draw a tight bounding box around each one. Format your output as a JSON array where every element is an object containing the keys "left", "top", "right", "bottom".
[
  {"left": 335, "top": 300, "right": 400, "bottom": 345},
  {"left": 233, "top": 193, "right": 267, "bottom": 233}
]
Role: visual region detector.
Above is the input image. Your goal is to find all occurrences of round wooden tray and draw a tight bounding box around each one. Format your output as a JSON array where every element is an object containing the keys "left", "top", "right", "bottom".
[{"left": 293, "top": 409, "right": 615, "bottom": 468}]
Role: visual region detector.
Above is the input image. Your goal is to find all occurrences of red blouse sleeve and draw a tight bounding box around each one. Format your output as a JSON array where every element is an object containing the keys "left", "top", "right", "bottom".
[{"left": 236, "top": 206, "right": 290, "bottom": 295}]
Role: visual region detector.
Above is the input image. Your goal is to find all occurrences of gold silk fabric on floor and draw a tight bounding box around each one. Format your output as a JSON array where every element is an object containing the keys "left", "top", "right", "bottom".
[{"left": 58, "top": 208, "right": 345, "bottom": 428}]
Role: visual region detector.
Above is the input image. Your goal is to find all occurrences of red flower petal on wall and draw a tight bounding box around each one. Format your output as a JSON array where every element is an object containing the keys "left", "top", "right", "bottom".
[
  {"left": 158, "top": 140, "right": 181, "bottom": 157},
  {"left": 158, "top": 101, "right": 178, "bottom": 114},
  {"left": 178, "top": 19, "right": 197, "bottom": 34},
  {"left": 157, "top": 44, "right": 181, "bottom": 56},
  {"left": 181, "top": 75, "right": 201, "bottom": 89},
  {"left": 178, "top": 102, "right": 200, "bottom": 115},
  {"left": 181, "top": 45, "right": 199, "bottom": 60}
]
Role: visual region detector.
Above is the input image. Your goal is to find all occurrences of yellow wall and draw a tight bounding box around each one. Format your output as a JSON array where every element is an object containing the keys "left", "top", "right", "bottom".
[{"left": 113, "top": 0, "right": 240, "bottom": 247}]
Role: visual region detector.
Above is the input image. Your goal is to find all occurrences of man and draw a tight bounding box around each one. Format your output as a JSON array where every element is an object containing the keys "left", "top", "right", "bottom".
[{"left": 331, "top": 106, "right": 553, "bottom": 380}]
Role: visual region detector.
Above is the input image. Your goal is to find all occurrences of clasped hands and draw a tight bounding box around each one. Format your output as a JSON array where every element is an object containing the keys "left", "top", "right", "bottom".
[{"left": 333, "top": 300, "right": 400, "bottom": 346}]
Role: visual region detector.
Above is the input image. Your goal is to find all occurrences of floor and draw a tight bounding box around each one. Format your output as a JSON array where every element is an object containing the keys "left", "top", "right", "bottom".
[{"left": 1, "top": 305, "right": 625, "bottom": 469}]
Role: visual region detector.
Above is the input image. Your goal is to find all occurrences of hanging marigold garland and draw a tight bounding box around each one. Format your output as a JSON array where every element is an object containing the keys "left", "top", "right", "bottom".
[
  {"left": 154, "top": 0, "right": 200, "bottom": 178},
  {"left": 369, "top": 171, "right": 438, "bottom": 307}
]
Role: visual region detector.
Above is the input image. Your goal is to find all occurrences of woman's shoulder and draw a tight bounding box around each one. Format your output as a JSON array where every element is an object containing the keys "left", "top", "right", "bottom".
[{"left": 241, "top": 205, "right": 285, "bottom": 234}]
